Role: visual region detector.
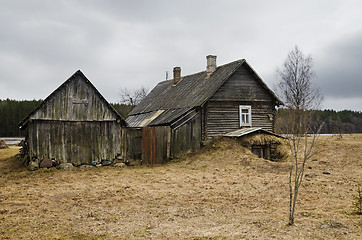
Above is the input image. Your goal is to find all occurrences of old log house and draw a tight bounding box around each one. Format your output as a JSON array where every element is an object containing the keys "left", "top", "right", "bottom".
[
  {"left": 19, "top": 70, "right": 127, "bottom": 166},
  {"left": 126, "top": 56, "right": 283, "bottom": 163}
]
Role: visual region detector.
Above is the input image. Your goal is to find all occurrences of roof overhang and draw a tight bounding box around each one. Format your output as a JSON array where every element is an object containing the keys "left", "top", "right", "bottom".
[{"left": 223, "top": 127, "right": 284, "bottom": 139}]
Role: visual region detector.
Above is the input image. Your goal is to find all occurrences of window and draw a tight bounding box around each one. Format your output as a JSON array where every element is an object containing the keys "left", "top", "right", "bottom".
[{"left": 239, "top": 105, "right": 252, "bottom": 127}]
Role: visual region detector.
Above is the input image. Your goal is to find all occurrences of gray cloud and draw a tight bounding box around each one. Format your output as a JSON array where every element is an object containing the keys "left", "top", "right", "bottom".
[
  {"left": 315, "top": 32, "right": 362, "bottom": 98},
  {"left": 0, "top": 0, "right": 361, "bottom": 111}
]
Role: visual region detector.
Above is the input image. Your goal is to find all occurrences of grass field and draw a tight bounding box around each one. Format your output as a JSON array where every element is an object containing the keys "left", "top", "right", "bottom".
[{"left": 0, "top": 135, "right": 361, "bottom": 239}]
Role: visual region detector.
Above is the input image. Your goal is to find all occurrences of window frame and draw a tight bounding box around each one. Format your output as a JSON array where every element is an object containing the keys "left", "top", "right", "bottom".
[{"left": 239, "top": 105, "right": 252, "bottom": 127}]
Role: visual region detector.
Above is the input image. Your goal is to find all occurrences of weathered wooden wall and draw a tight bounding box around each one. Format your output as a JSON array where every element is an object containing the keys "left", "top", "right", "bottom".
[
  {"left": 30, "top": 76, "right": 117, "bottom": 121},
  {"left": 209, "top": 64, "right": 274, "bottom": 102},
  {"left": 171, "top": 111, "right": 202, "bottom": 157},
  {"left": 206, "top": 101, "right": 275, "bottom": 137},
  {"left": 27, "top": 120, "right": 123, "bottom": 165},
  {"left": 122, "top": 115, "right": 202, "bottom": 164},
  {"left": 205, "top": 63, "right": 276, "bottom": 137},
  {"left": 142, "top": 126, "right": 171, "bottom": 164},
  {"left": 122, "top": 127, "right": 142, "bottom": 160}
]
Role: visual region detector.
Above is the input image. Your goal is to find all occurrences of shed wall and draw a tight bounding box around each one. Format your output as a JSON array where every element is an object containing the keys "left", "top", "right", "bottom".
[
  {"left": 27, "top": 120, "right": 123, "bottom": 165},
  {"left": 122, "top": 127, "right": 142, "bottom": 160},
  {"left": 171, "top": 111, "right": 202, "bottom": 157}
]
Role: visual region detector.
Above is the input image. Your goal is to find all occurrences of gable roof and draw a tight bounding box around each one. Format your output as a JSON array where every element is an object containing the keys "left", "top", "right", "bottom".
[
  {"left": 130, "top": 60, "right": 240, "bottom": 115},
  {"left": 127, "top": 59, "right": 282, "bottom": 126},
  {"left": 19, "top": 70, "right": 127, "bottom": 128}
]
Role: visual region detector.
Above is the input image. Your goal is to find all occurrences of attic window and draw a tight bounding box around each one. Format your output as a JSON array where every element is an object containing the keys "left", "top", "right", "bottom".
[{"left": 239, "top": 105, "right": 252, "bottom": 127}]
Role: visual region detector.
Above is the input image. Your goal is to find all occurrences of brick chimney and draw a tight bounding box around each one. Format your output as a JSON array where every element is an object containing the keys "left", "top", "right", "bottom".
[
  {"left": 206, "top": 55, "right": 217, "bottom": 74},
  {"left": 173, "top": 67, "right": 181, "bottom": 85}
]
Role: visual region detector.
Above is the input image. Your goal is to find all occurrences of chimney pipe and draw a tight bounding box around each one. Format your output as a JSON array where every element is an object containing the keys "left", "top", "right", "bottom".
[
  {"left": 173, "top": 67, "right": 181, "bottom": 85},
  {"left": 206, "top": 55, "right": 217, "bottom": 74}
]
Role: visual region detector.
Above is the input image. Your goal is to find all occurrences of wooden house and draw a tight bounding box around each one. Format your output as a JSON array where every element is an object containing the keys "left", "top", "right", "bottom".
[
  {"left": 126, "top": 56, "right": 282, "bottom": 161},
  {"left": 19, "top": 70, "right": 127, "bottom": 166}
]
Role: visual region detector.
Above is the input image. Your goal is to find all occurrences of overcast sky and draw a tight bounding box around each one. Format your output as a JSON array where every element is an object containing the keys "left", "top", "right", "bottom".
[{"left": 1, "top": 0, "right": 361, "bottom": 111}]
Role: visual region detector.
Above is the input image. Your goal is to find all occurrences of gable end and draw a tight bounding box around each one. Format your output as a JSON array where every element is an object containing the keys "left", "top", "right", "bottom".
[{"left": 19, "top": 70, "right": 127, "bottom": 128}]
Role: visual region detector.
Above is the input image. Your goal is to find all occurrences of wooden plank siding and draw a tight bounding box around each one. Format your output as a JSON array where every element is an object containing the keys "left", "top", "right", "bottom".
[
  {"left": 142, "top": 126, "right": 171, "bottom": 164},
  {"left": 27, "top": 120, "right": 123, "bottom": 165},
  {"left": 20, "top": 71, "right": 127, "bottom": 166},
  {"left": 122, "top": 127, "right": 142, "bottom": 161},
  {"left": 171, "top": 111, "right": 202, "bottom": 157},
  {"left": 30, "top": 76, "right": 117, "bottom": 121},
  {"left": 209, "top": 64, "right": 274, "bottom": 102}
]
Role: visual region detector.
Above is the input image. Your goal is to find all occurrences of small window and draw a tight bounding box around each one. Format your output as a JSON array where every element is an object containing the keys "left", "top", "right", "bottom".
[{"left": 239, "top": 105, "right": 252, "bottom": 127}]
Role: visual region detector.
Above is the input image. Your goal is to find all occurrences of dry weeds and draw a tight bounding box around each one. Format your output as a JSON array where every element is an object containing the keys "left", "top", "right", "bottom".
[{"left": 0, "top": 135, "right": 361, "bottom": 239}]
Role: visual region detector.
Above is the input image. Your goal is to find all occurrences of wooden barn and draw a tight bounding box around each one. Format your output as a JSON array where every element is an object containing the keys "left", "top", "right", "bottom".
[
  {"left": 19, "top": 70, "right": 127, "bottom": 166},
  {"left": 126, "top": 56, "right": 282, "bottom": 163}
]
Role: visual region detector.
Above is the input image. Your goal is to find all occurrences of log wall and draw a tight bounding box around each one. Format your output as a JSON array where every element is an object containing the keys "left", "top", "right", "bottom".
[
  {"left": 205, "top": 63, "right": 276, "bottom": 137},
  {"left": 206, "top": 101, "right": 275, "bottom": 137}
]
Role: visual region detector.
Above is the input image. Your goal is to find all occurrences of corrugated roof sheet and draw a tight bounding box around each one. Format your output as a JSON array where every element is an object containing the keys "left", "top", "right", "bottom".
[
  {"left": 148, "top": 107, "right": 194, "bottom": 126},
  {"left": 125, "top": 107, "right": 194, "bottom": 127},
  {"left": 126, "top": 112, "right": 154, "bottom": 127}
]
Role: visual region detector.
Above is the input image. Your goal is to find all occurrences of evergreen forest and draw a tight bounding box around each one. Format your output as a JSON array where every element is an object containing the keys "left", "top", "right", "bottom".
[{"left": 1, "top": 99, "right": 361, "bottom": 137}]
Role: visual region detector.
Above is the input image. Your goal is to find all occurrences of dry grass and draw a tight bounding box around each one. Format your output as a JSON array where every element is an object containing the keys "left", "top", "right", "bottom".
[{"left": 0, "top": 135, "right": 361, "bottom": 239}]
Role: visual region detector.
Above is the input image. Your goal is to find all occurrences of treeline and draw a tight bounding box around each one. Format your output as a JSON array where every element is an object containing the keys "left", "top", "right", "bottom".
[
  {"left": 0, "top": 99, "right": 42, "bottom": 137},
  {"left": 1, "top": 99, "right": 361, "bottom": 137},
  {"left": 0, "top": 99, "right": 134, "bottom": 137},
  {"left": 110, "top": 103, "right": 133, "bottom": 119},
  {"left": 276, "top": 109, "right": 362, "bottom": 134}
]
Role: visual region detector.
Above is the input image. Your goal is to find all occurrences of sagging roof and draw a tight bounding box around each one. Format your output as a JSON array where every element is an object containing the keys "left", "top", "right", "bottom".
[
  {"left": 19, "top": 70, "right": 127, "bottom": 128},
  {"left": 126, "top": 107, "right": 194, "bottom": 128},
  {"left": 127, "top": 59, "right": 282, "bottom": 127}
]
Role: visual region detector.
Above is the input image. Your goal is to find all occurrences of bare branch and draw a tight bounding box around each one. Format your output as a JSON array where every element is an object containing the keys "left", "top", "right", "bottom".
[{"left": 118, "top": 86, "right": 149, "bottom": 107}]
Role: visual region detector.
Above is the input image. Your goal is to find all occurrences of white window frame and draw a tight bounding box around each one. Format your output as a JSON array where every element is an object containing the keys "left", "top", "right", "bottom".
[{"left": 239, "top": 105, "right": 252, "bottom": 127}]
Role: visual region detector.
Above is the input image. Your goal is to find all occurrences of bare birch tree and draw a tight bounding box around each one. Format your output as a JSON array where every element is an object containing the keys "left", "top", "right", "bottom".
[
  {"left": 277, "top": 46, "right": 322, "bottom": 112},
  {"left": 276, "top": 46, "right": 323, "bottom": 225},
  {"left": 119, "top": 86, "right": 148, "bottom": 107}
]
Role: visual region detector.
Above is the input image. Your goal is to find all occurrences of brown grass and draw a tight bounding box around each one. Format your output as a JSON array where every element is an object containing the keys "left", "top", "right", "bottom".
[{"left": 0, "top": 135, "right": 361, "bottom": 239}]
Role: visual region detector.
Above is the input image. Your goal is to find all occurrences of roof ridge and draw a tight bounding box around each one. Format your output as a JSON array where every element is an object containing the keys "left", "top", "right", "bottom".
[{"left": 158, "top": 59, "right": 245, "bottom": 83}]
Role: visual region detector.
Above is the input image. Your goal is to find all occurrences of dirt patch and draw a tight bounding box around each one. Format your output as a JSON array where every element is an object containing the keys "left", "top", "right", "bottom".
[{"left": 0, "top": 135, "right": 361, "bottom": 239}]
